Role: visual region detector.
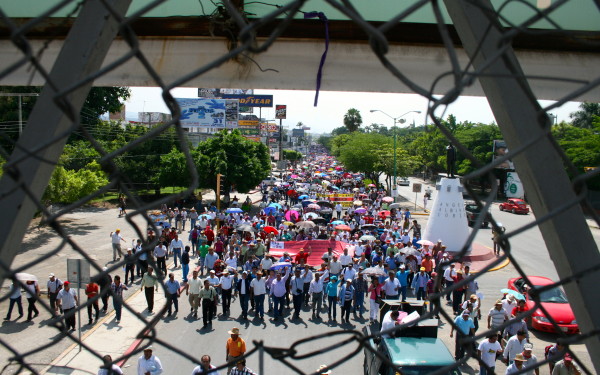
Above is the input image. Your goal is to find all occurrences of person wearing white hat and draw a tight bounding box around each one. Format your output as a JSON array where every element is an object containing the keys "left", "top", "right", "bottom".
[
  {"left": 47, "top": 273, "right": 63, "bottom": 314},
  {"left": 137, "top": 346, "right": 163, "bottom": 375},
  {"left": 226, "top": 328, "right": 246, "bottom": 374},
  {"left": 315, "top": 364, "right": 332, "bottom": 374}
]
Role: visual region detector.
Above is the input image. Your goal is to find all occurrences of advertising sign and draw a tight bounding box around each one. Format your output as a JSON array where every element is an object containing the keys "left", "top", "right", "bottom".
[
  {"left": 412, "top": 183, "right": 422, "bottom": 193},
  {"left": 493, "top": 140, "right": 515, "bottom": 169},
  {"left": 221, "top": 94, "right": 273, "bottom": 108},
  {"left": 292, "top": 129, "right": 305, "bottom": 138},
  {"left": 505, "top": 172, "right": 525, "bottom": 199},
  {"left": 176, "top": 98, "right": 238, "bottom": 128},
  {"left": 275, "top": 105, "right": 287, "bottom": 119},
  {"left": 238, "top": 120, "right": 259, "bottom": 127},
  {"left": 198, "top": 88, "right": 253, "bottom": 98},
  {"left": 238, "top": 127, "right": 260, "bottom": 136},
  {"left": 260, "top": 123, "right": 279, "bottom": 132}
]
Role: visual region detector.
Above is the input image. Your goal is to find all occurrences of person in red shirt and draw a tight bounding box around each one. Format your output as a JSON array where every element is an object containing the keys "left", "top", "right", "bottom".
[
  {"left": 204, "top": 227, "right": 215, "bottom": 246},
  {"left": 85, "top": 281, "right": 100, "bottom": 325},
  {"left": 294, "top": 247, "right": 312, "bottom": 264},
  {"left": 511, "top": 298, "right": 528, "bottom": 318}
]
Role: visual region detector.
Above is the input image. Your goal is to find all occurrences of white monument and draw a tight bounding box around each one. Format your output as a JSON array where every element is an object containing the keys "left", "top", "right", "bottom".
[{"left": 423, "top": 177, "right": 471, "bottom": 254}]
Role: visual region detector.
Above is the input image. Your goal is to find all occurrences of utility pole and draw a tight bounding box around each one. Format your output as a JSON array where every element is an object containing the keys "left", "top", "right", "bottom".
[
  {"left": 0, "top": 93, "right": 39, "bottom": 135},
  {"left": 216, "top": 173, "right": 224, "bottom": 230}
]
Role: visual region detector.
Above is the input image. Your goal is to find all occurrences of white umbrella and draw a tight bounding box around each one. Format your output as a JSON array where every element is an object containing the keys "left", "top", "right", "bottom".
[
  {"left": 15, "top": 273, "right": 38, "bottom": 282},
  {"left": 389, "top": 203, "right": 401, "bottom": 209}
]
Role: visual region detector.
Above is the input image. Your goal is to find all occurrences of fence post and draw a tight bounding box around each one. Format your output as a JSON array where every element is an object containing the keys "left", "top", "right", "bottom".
[
  {"left": 0, "top": 0, "right": 133, "bottom": 284},
  {"left": 445, "top": 0, "right": 600, "bottom": 371}
]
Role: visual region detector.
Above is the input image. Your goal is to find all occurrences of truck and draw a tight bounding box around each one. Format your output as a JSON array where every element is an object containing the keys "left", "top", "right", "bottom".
[{"left": 363, "top": 299, "right": 461, "bottom": 375}]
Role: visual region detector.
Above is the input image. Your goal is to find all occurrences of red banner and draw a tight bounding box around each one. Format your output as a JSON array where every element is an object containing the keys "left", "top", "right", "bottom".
[{"left": 268, "top": 240, "right": 353, "bottom": 267}]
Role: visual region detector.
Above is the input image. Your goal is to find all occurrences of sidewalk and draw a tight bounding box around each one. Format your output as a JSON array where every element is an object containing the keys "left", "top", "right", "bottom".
[{"left": 42, "top": 285, "right": 167, "bottom": 374}]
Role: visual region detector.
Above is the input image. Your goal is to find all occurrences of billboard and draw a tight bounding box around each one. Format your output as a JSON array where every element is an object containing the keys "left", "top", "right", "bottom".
[
  {"left": 176, "top": 98, "right": 238, "bottom": 128},
  {"left": 493, "top": 140, "right": 514, "bottom": 169},
  {"left": 292, "top": 128, "right": 305, "bottom": 138},
  {"left": 198, "top": 88, "right": 253, "bottom": 98},
  {"left": 260, "top": 122, "right": 278, "bottom": 132},
  {"left": 221, "top": 94, "right": 273, "bottom": 108},
  {"left": 275, "top": 105, "right": 287, "bottom": 119},
  {"left": 505, "top": 172, "right": 524, "bottom": 199}
]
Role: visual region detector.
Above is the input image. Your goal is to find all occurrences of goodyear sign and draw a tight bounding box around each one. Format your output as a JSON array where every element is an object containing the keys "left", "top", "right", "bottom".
[{"left": 221, "top": 94, "right": 273, "bottom": 107}]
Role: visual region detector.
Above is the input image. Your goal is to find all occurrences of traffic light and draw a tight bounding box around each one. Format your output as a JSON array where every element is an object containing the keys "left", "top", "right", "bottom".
[{"left": 216, "top": 173, "right": 226, "bottom": 196}]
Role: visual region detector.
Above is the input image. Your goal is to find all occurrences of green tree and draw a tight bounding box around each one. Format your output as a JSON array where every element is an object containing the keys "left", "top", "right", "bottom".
[
  {"left": 331, "top": 126, "right": 349, "bottom": 136},
  {"left": 44, "top": 161, "right": 109, "bottom": 203},
  {"left": 343, "top": 108, "right": 362, "bottom": 132},
  {"left": 195, "top": 129, "right": 271, "bottom": 197},
  {"left": 337, "top": 132, "right": 389, "bottom": 182},
  {"left": 317, "top": 135, "right": 332, "bottom": 151},
  {"left": 570, "top": 102, "right": 600, "bottom": 129},
  {"left": 283, "top": 149, "right": 303, "bottom": 166}
]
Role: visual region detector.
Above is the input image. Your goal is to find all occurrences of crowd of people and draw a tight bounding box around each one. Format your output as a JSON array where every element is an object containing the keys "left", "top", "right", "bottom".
[{"left": 3, "top": 154, "right": 581, "bottom": 375}]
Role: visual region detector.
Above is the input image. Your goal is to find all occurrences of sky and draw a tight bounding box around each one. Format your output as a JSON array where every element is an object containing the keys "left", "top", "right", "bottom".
[{"left": 124, "top": 87, "right": 581, "bottom": 134}]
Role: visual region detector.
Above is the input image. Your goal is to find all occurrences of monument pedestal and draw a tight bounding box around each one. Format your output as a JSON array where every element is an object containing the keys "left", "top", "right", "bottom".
[{"left": 423, "top": 177, "right": 471, "bottom": 254}]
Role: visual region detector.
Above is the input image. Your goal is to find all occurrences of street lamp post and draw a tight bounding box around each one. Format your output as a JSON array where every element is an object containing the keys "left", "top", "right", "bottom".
[{"left": 370, "top": 109, "right": 422, "bottom": 197}]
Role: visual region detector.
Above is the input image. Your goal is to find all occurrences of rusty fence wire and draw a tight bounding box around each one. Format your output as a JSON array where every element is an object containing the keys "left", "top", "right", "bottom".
[{"left": 0, "top": 0, "right": 599, "bottom": 374}]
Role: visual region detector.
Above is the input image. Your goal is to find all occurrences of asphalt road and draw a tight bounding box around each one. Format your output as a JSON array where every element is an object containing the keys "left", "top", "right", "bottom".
[{"left": 1, "top": 179, "right": 599, "bottom": 374}]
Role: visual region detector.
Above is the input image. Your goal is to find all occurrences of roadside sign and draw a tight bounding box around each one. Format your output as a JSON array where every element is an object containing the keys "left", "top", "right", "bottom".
[
  {"left": 67, "top": 259, "right": 91, "bottom": 287},
  {"left": 412, "top": 183, "right": 422, "bottom": 193}
]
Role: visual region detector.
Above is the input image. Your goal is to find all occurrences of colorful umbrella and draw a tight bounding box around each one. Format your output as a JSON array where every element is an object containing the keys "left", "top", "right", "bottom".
[
  {"left": 362, "top": 267, "right": 387, "bottom": 277},
  {"left": 417, "top": 239, "right": 435, "bottom": 246},
  {"left": 303, "top": 212, "right": 319, "bottom": 220},
  {"left": 236, "top": 224, "right": 255, "bottom": 232},
  {"left": 353, "top": 200, "right": 363, "bottom": 206},
  {"left": 284, "top": 210, "right": 299, "bottom": 221},
  {"left": 263, "top": 226, "right": 279, "bottom": 235},
  {"left": 263, "top": 206, "right": 277, "bottom": 215},
  {"left": 335, "top": 224, "right": 352, "bottom": 231},
  {"left": 332, "top": 220, "right": 345, "bottom": 225},
  {"left": 389, "top": 203, "right": 401, "bottom": 209},
  {"left": 378, "top": 210, "right": 391, "bottom": 218},
  {"left": 283, "top": 221, "right": 295, "bottom": 226},
  {"left": 360, "top": 235, "right": 377, "bottom": 241},
  {"left": 368, "top": 183, "right": 376, "bottom": 187},
  {"left": 268, "top": 202, "right": 282, "bottom": 209},
  {"left": 501, "top": 289, "right": 525, "bottom": 300},
  {"left": 308, "top": 204, "right": 321, "bottom": 210},
  {"left": 226, "top": 208, "right": 243, "bottom": 213},
  {"left": 354, "top": 208, "right": 367, "bottom": 214},
  {"left": 270, "top": 262, "right": 292, "bottom": 271},
  {"left": 298, "top": 195, "right": 309, "bottom": 200},
  {"left": 286, "top": 189, "right": 297, "bottom": 196},
  {"left": 382, "top": 197, "right": 394, "bottom": 203}
]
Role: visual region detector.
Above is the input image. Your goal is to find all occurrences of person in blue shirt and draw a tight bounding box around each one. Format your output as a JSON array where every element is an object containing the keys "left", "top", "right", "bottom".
[
  {"left": 450, "top": 310, "right": 476, "bottom": 360},
  {"left": 164, "top": 273, "right": 180, "bottom": 317},
  {"left": 325, "top": 276, "right": 340, "bottom": 322},
  {"left": 395, "top": 265, "right": 409, "bottom": 302},
  {"left": 385, "top": 254, "right": 397, "bottom": 271}
]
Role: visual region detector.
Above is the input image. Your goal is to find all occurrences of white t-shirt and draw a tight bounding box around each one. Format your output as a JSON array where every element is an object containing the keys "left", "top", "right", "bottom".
[
  {"left": 250, "top": 278, "right": 267, "bottom": 295},
  {"left": 382, "top": 278, "right": 400, "bottom": 296},
  {"left": 98, "top": 364, "right": 123, "bottom": 375},
  {"left": 477, "top": 339, "right": 502, "bottom": 367}
]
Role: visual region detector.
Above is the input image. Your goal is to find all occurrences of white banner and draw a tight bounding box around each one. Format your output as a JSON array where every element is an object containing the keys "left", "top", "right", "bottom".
[
  {"left": 505, "top": 172, "right": 525, "bottom": 199},
  {"left": 270, "top": 241, "right": 284, "bottom": 250}
]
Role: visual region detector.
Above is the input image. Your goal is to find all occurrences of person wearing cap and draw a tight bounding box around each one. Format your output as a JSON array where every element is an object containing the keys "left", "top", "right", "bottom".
[
  {"left": 164, "top": 273, "right": 180, "bottom": 317},
  {"left": 395, "top": 265, "right": 409, "bottom": 302},
  {"left": 488, "top": 299, "right": 508, "bottom": 341},
  {"left": 230, "top": 358, "right": 257, "bottom": 375},
  {"left": 552, "top": 353, "right": 581, "bottom": 375},
  {"left": 518, "top": 343, "right": 539, "bottom": 375},
  {"left": 316, "top": 364, "right": 332, "bottom": 375},
  {"left": 137, "top": 346, "right": 163, "bottom": 375},
  {"left": 505, "top": 353, "right": 527, "bottom": 374},
  {"left": 338, "top": 278, "right": 355, "bottom": 323},
  {"left": 450, "top": 309, "right": 475, "bottom": 360},
  {"left": 140, "top": 267, "right": 159, "bottom": 314},
  {"left": 124, "top": 248, "right": 136, "bottom": 284},
  {"left": 57, "top": 281, "right": 78, "bottom": 331},
  {"left": 85, "top": 279, "right": 100, "bottom": 325},
  {"left": 110, "top": 229, "right": 126, "bottom": 262},
  {"left": 236, "top": 271, "right": 252, "bottom": 320},
  {"left": 111, "top": 275, "right": 128, "bottom": 323},
  {"left": 46, "top": 273, "right": 64, "bottom": 314},
  {"left": 461, "top": 294, "right": 481, "bottom": 331},
  {"left": 325, "top": 275, "right": 340, "bottom": 321},
  {"left": 503, "top": 330, "right": 528, "bottom": 365},
  {"left": 225, "top": 327, "right": 246, "bottom": 374},
  {"left": 477, "top": 333, "right": 503, "bottom": 375},
  {"left": 411, "top": 267, "right": 430, "bottom": 301},
  {"left": 219, "top": 269, "right": 235, "bottom": 316}
]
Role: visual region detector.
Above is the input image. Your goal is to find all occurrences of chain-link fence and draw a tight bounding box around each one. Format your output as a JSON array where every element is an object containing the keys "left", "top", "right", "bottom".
[{"left": 0, "top": 0, "right": 599, "bottom": 374}]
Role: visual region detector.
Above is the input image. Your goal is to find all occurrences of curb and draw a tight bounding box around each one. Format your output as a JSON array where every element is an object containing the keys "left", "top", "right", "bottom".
[{"left": 469, "top": 245, "right": 511, "bottom": 273}]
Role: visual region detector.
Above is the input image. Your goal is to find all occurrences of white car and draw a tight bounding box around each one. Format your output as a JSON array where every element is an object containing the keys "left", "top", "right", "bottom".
[{"left": 397, "top": 178, "right": 410, "bottom": 186}]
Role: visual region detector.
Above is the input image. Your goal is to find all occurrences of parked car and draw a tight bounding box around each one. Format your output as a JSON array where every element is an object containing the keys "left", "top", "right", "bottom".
[
  {"left": 499, "top": 198, "right": 529, "bottom": 214},
  {"left": 397, "top": 178, "right": 410, "bottom": 186},
  {"left": 507, "top": 276, "right": 579, "bottom": 334},
  {"left": 464, "top": 201, "right": 491, "bottom": 228}
]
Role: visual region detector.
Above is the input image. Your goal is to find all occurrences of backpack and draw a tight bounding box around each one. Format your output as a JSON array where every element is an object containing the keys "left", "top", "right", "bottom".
[{"left": 544, "top": 344, "right": 553, "bottom": 359}]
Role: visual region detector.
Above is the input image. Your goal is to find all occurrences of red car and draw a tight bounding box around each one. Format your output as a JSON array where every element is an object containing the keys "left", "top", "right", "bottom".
[
  {"left": 499, "top": 198, "right": 529, "bottom": 214},
  {"left": 507, "top": 276, "right": 579, "bottom": 334}
]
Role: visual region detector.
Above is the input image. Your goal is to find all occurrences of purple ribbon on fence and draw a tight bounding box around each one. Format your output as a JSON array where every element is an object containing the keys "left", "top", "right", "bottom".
[{"left": 304, "top": 11, "right": 329, "bottom": 107}]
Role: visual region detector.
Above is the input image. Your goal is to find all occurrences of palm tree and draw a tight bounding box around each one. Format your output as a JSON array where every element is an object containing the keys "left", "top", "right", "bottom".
[{"left": 343, "top": 108, "right": 362, "bottom": 132}]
